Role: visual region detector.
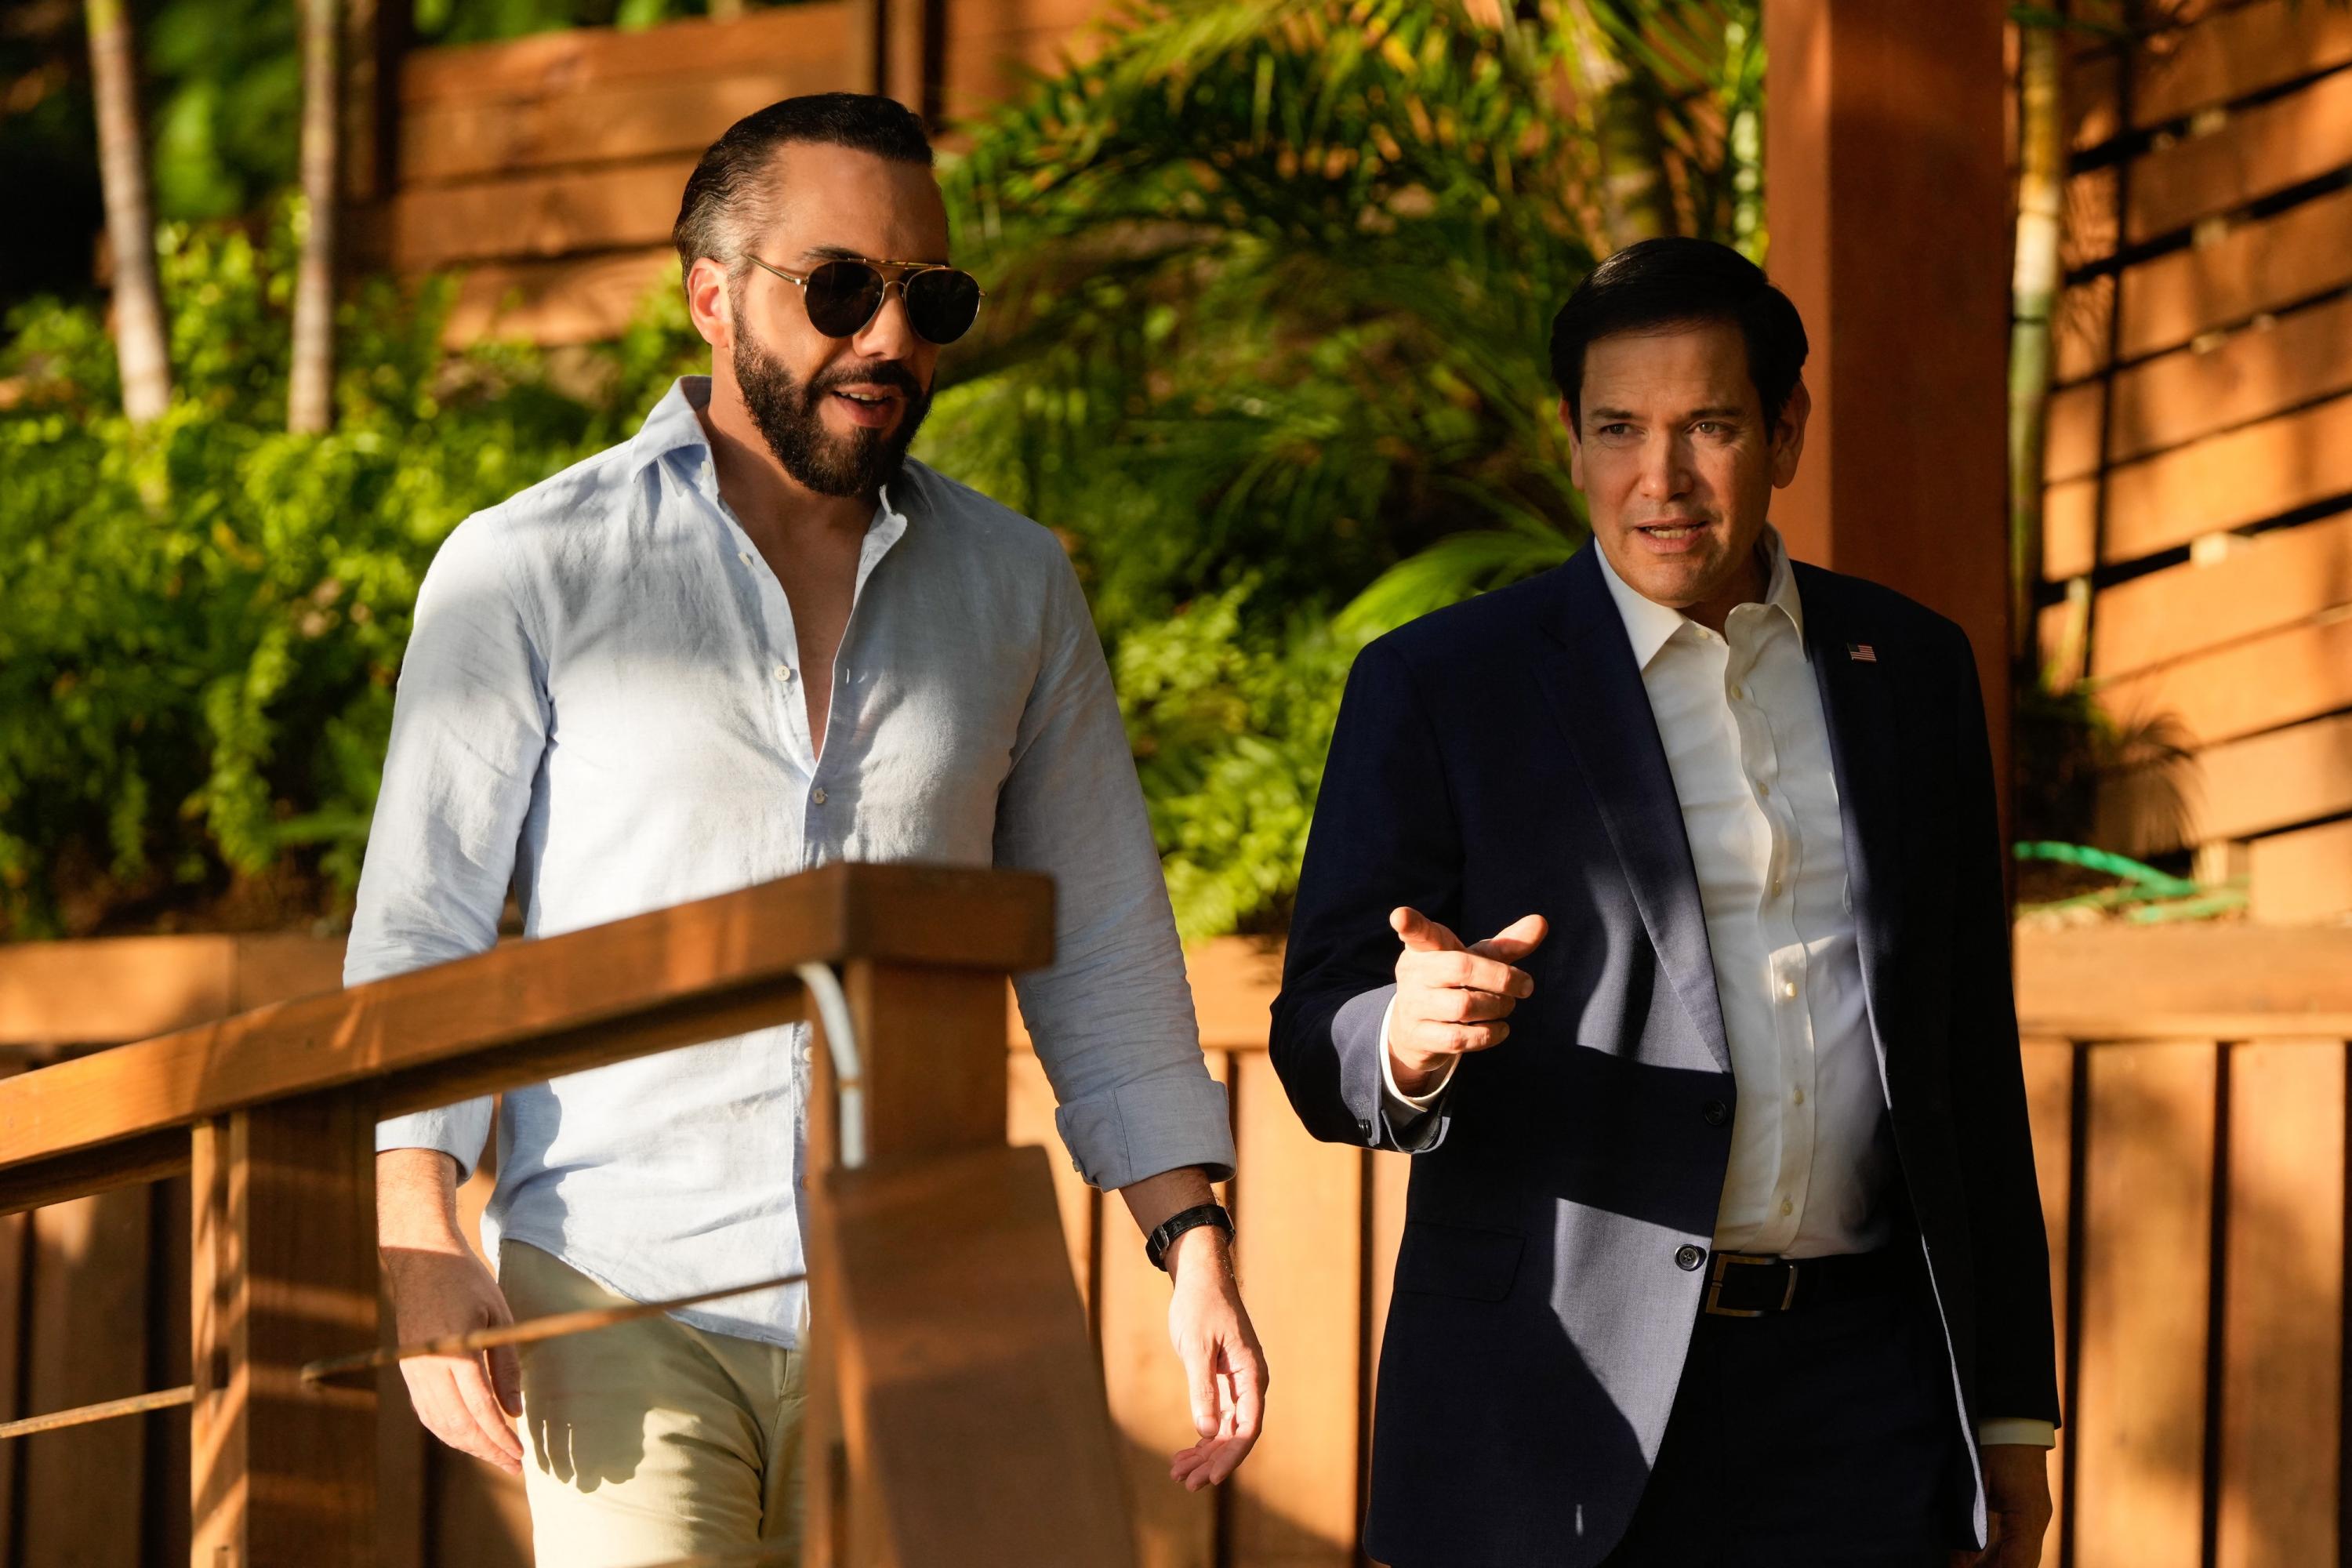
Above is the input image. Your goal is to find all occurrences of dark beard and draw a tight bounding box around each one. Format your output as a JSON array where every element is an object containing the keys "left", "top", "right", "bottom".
[{"left": 733, "top": 327, "right": 932, "bottom": 499}]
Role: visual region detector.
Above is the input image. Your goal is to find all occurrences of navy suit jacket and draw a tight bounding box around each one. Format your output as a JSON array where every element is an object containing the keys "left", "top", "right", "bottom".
[{"left": 1270, "top": 544, "right": 2060, "bottom": 1567}]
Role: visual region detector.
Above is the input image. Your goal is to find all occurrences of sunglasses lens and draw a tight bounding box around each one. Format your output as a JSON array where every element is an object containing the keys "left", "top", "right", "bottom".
[
  {"left": 802, "top": 260, "right": 886, "bottom": 337},
  {"left": 905, "top": 268, "right": 982, "bottom": 345}
]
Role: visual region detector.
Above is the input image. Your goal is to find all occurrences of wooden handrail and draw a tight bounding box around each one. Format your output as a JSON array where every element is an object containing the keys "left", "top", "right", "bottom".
[
  {"left": 2015, "top": 1013, "right": 2352, "bottom": 1041},
  {"left": 0, "top": 862, "right": 1051, "bottom": 1214}
]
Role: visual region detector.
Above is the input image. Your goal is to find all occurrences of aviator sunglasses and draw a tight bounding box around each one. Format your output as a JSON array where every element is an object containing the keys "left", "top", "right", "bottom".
[{"left": 745, "top": 254, "right": 985, "bottom": 346}]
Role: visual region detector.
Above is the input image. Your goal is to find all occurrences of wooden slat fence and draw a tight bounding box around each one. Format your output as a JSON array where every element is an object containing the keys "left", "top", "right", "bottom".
[
  {"left": 5, "top": 927, "right": 2350, "bottom": 1563},
  {"left": 361, "top": 0, "right": 1121, "bottom": 347},
  {"left": 2035, "top": 0, "right": 2352, "bottom": 922}
]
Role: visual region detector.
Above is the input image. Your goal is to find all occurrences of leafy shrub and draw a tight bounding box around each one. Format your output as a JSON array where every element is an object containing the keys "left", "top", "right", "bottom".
[{"left": 0, "top": 208, "right": 703, "bottom": 935}]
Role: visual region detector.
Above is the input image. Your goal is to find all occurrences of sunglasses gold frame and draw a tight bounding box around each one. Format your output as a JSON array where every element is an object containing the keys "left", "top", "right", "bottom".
[{"left": 742, "top": 254, "right": 986, "bottom": 342}]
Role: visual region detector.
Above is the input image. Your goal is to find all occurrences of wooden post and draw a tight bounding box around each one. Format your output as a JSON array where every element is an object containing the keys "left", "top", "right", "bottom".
[
  {"left": 804, "top": 960, "right": 1131, "bottom": 1568},
  {"left": 1763, "top": 0, "right": 2013, "bottom": 815},
  {"left": 191, "top": 1092, "right": 379, "bottom": 1566}
]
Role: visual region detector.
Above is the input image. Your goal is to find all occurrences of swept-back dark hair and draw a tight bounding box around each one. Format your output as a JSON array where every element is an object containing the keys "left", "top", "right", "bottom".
[
  {"left": 1548, "top": 237, "right": 1809, "bottom": 429},
  {"left": 673, "top": 93, "right": 935, "bottom": 280}
]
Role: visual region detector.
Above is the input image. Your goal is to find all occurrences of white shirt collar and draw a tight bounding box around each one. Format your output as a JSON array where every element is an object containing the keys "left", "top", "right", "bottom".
[
  {"left": 1592, "top": 522, "right": 1806, "bottom": 669},
  {"left": 632, "top": 374, "right": 907, "bottom": 532}
]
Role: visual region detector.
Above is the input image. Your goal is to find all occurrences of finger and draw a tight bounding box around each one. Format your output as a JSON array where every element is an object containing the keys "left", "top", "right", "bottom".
[
  {"left": 488, "top": 1343, "right": 523, "bottom": 1418},
  {"left": 1390, "top": 907, "right": 1464, "bottom": 953},
  {"left": 1232, "top": 1348, "right": 1265, "bottom": 1443},
  {"left": 1468, "top": 913, "right": 1550, "bottom": 962},
  {"left": 1410, "top": 1022, "right": 1508, "bottom": 1054},
  {"left": 1420, "top": 949, "right": 1532, "bottom": 997},
  {"left": 1432, "top": 988, "right": 1518, "bottom": 1024},
  {"left": 1183, "top": 1339, "right": 1218, "bottom": 1441},
  {"left": 410, "top": 1364, "right": 523, "bottom": 1475},
  {"left": 447, "top": 1357, "right": 524, "bottom": 1468}
]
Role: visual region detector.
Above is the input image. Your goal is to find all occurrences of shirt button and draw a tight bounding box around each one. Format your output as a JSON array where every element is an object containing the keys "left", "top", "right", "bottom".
[
  {"left": 1781, "top": 979, "right": 1798, "bottom": 1000},
  {"left": 1702, "top": 1100, "right": 1730, "bottom": 1127},
  {"left": 739, "top": 550, "right": 753, "bottom": 566},
  {"left": 1780, "top": 1198, "right": 1795, "bottom": 1217},
  {"left": 1756, "top": 781, "right": 1771, "bottom": 798},
  {"left": 1730, "top": 684, "right": 1745, "bottom": 701},
  {"left": 1792, "top": 1087, "right": 1806, "bottom": 1106},
  {"left": 1675, "top": 1244, "right": 1707, "bottom": 1272},
  {"left": 811, "top": 787, "right": 827, "bottom": 805},
  {"left": 773, "top": 663, "right": 791, "bottom": 682},
  {"left": 1770, "top": 877, "right": 1784, "bottom": 895}
]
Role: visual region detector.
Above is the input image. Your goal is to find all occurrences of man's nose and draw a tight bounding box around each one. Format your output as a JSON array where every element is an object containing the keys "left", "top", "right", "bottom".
[
  {"left": 1637, "top": 433, "right": 1693, "bottom": 499},
  {"left": 851, "top": 282, "right": 920, "bottom": 360}
]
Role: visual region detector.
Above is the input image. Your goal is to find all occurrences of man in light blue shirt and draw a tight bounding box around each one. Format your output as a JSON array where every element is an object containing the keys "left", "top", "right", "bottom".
[{"left": 355, "top": 93, "right": 1264, "bottom": 1565}]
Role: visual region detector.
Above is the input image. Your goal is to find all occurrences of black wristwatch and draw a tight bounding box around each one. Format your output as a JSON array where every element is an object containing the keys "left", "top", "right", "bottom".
[{"left": 1145, "top": 1202, "right": 1234, "bottom": 1271}]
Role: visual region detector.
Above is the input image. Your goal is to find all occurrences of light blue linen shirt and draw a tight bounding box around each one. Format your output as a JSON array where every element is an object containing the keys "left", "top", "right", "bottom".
[{"left": 352, "top": 376, "right": 1234, "bottom": 1347}]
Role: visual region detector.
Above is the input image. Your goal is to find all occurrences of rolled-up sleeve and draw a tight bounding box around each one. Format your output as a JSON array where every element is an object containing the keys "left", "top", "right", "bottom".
[
  {"left": 348, "top": 514, "right": 549, "bottom": 1181},
  {"left": 993, "top": 554, "right": 1235, "bottom": 1190}
]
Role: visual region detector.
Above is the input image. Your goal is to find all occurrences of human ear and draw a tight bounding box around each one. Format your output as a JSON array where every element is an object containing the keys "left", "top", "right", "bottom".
[
  {"left": 1562, "top": 397, "right": 1587, "bottom": 490},
  {"left": 684, "top": 256, "right": 735, "bottom": 353},
  {"left": 1770, "top": 379, "right": 1811, "bottom": 489}
]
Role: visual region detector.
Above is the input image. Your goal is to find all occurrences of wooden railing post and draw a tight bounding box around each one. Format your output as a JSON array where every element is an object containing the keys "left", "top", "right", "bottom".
[
  {"left": 804, "top": 958, "right": 1132, "bottom": 1568},
  {"left": 191, "top": 1090, "right": 379, "bottom": 1566}
]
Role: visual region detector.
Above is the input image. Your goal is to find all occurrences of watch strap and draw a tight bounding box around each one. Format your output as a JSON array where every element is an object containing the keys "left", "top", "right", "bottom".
[{"left": 1145, "top": 1202, "right": 1234, "bottom": 1271}]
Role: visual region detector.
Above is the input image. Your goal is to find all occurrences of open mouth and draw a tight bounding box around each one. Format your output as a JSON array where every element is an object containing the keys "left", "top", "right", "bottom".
[
  {"left": 829, "top": 387, "right": 901, "bottom": 426},
  {"left": 1635, "top": 520, "right": 1711, "bottom": 544}
]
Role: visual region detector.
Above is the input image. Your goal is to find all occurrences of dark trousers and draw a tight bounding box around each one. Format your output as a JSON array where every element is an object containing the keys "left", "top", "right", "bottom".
[{"left": 1601, "top": 1257, "right": 1968, "bottom": 1568}]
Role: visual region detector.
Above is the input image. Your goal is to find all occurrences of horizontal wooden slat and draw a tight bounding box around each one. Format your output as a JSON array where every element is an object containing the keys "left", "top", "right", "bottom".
[
  {"left": 2178, "top": 711, "right": 2352, "bottom": 844},
  {"left": 2250, "top": 818, "right": 2352, "bottom": 923},
  {"left": 402, "top": 67, "right": 848, "bottom": 187},
  {"left": 2074, "top": 511, "right": 2352, "bottom": 678},
  {"left": 0, "top": 936, "right": 234, "bottom": 1047},
  {"left": 389, "top": 157, "right": 695, "bottom": 272},
  {"left": 401, "top": 5, "right": 860, "bottom": 103},
  {"left": 0, "top": 863, "right": 1053, "bottom": 1182},
  {"left": 2047, "top": 287, "right": 2352, "bottom": 481},
  {"left": 441, "top": 247, "right": 677, "bottom": 347},
  {"left": 2055, "top": 184, "right": 2352, "bottom": 382},
  {"left": 942, "top": 0, "right": 1107, "bottom": 44},
  {"left": 2129, "top": 0, "right": 2352, "bottom": 131},
  {"left": 2093, "top": 608, "right": 2352, "bottom": 746},
  {"left": 2020, "top": 1014, "right": 2352, "bottom": 1042},
  {"left": 2016, "top": 923, "right": 2352, "bottom": 1015},
  {"left": 2064, "top": 67, "right": 2352, "bottom": 261},
  {"left": 2043, "top": 394, "right": 2352, "bottom": 578}
]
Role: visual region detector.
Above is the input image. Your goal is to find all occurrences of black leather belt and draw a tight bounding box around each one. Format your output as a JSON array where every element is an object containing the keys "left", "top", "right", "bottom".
[{"left": 1702, "top": 1248, "right": 1911, "bottom": 1317}]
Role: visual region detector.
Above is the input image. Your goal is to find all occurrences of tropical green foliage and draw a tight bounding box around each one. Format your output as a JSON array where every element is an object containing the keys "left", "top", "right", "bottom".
[
  {"left": 925, "top": 0, "right": 1761, "bottom": 935},
  {"left": 2, "top": 0, "right": 1765, "bottom": 940},
  {"left": 0, "top": 209, "right": 703, "bottom": 935}
]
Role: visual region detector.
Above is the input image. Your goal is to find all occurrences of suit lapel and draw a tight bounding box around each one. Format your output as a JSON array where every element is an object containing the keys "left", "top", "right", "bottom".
[
  {"left": 1793, "top": 564, "right": 1904, "bottom": 1073},
  {"left": 1532, "top": 548, "right": 1733, "bottom": 1073}
]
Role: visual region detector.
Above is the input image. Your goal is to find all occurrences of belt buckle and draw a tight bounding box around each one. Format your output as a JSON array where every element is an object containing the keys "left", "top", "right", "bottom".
[{"left": 1703, "top": 1251, "right": 1799, "bottom": 1317}]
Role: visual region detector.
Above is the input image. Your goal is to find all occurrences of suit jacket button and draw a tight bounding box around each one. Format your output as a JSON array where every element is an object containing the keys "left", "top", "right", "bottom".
[
  {"left": 1675, "top": 1244, "right": 1707, "bottom": 1272},
  {"left": 1702, "top": 1100, "right": 1730, "bottom": 1127}
]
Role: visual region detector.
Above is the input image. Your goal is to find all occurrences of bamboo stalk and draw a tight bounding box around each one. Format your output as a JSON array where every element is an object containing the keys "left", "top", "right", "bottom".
[
  {"left": 83, "top": 0, "right": 172, "bottom": 425},
  {"left": 288, "top": 0, "right": 341, "bottom": 434},
  {"left": 0, "top": 1384, "right": 192, "bottom": 1442},
  {"left": 2009, "top": 15, "right": 2065, "bottom": 671},
  {"left": 299, "top": 1269, "right": 808, "bottom": 1385}
]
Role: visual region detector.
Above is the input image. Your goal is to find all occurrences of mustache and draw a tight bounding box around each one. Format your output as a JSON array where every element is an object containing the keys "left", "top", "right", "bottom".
[{"left": 807, "top": 362, "right": 926, "bottom": 400}]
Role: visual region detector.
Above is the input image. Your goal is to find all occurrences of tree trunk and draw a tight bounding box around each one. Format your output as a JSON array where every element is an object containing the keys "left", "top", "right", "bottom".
[
  {"left": 84, "top": 0, "right": 171, "bottom": 426},
  {"left": 2008, "top": 16, "right": 2064, "bottom": 675},
  {"left": 288, "top": 0, "right": 340, "bottom": 435}
]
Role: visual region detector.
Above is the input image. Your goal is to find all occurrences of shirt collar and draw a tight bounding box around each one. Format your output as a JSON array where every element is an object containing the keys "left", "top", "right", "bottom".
[
  {"left": 630, "top": 374, "right": 909, "bottom": 533},
  {"left": 1592, "top": 522, "right": 1806, "bottom": 670}
]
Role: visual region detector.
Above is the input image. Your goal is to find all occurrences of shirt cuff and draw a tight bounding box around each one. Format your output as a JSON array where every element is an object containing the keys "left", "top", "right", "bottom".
[
  {"left": 1977, "top": 1418, "right": 2058, "bottom": 1449},
  {"left": 376, "top": 1098, "right": 497, "bottom": 1184},
  {"left": 1051, "top": 1062, "right": 1236, "bottom": 1191},
  {"left": 1378, "top": 996, "right": 1457, "bottom": 1112}
]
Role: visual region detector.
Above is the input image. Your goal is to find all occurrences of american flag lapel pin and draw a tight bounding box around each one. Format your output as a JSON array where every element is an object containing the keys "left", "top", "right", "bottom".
[{"left": 1846, "top": 643, "right": 1878, "bottom": 662}]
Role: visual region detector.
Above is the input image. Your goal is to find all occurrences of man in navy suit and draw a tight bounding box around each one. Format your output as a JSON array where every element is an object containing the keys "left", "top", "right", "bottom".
[{"left": 1272, "top": 238, "right": 2058, "bottom": 1566}]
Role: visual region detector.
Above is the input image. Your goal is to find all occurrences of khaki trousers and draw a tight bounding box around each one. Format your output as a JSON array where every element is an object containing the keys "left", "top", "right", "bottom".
[{"left": 500, "top": 1242, "right": 807, "bottom": 1568}]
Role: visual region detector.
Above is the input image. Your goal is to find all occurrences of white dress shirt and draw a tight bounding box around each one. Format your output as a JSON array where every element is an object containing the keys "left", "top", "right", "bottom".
[
  {"left": 1383, "top": 526, "right": 2053, "bottom": 1446},
  {"left": 355, "top": 377, "right": 1234, "bottom": 1348}
]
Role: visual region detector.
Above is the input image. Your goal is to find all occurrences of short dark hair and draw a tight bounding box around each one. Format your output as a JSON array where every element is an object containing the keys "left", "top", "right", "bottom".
[
  {"left": 673, "top": 93, "right": 935, "bottom": 279},
  {"left": 1548, "top": 237, "right": 1809, "bottom": 430}
]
